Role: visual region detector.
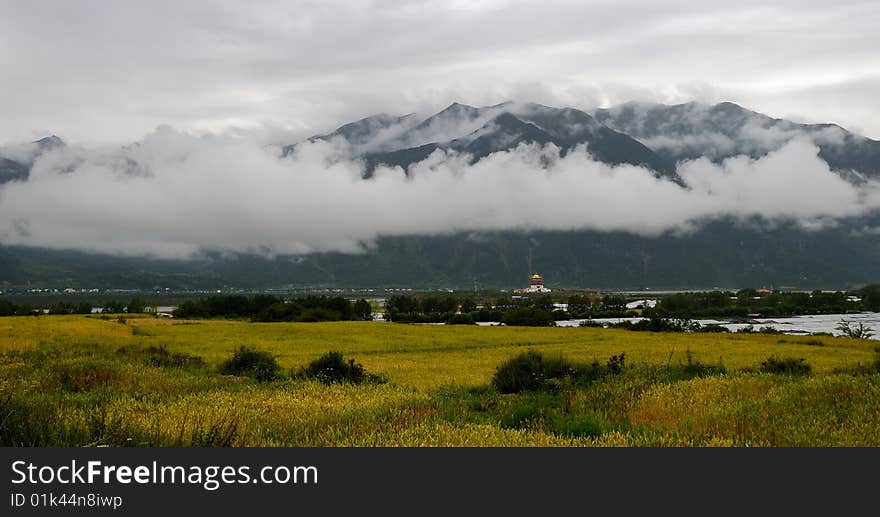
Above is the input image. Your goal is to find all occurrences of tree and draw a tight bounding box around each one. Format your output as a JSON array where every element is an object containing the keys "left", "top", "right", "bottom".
[
  {"left": 459, "top": 297, "right": 477, "bottom": 313},
  {"left": 15, "top": 303, "right": 36, "bottom": 316},
  {"left": 0, "top": 300, "right": 17, "bottom": 316},
  {"left": 385, "top": 295, "right": 419, "bottom": 314},
  {"left": 493, "top": 296, "right": 512, "bottom": 311},
  {"left": 49, "top": 302, "right": 73, "bottom": 314},
  {"left": 861, "top": 284, "right": 880, "bottom": 312},
  {"left": 353, "top": 299, "right": 372, "bottom": 321},
  {"left": 500, "top": 307, "right": 555, "bottom": 327},
  {"left": 601, "top": 295, "right": 626, "bottom": 312},
  {"left": 127, "top": 298, "right": 147, "bottom": 313},
  {"left": 103, "top": 300, "right": 126, "bottom": 314},
  {"left": 567, "top": 295, "right": 590, "bottom": 317}
]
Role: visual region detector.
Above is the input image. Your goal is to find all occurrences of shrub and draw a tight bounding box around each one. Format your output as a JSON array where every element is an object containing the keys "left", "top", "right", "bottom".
[
  {"left": 491, "top": 351, "right": 620, "bottom": 394},
  {"left": 836, "top": 319, "right": 875, "bottom": 339},
  {"left": 500, "top": 307, "right": 555, "bottom": 327},
  {"left": 492, "top": 351, "right": 574, "bottom": 394},
  {"left": 297, "top": 307, "right": 341, "bottom": 322},
  {"left": 296, "top": 351, "right": 386, "bottom": 385},
  {"left": 218, "top": 346, "right": 282, "bottom": 382},
  {"left": 252, "top": 302, "right": 301, "bottom": 322},
  {"left": 682, "top": 350, "right": 726, "bottom": 378},
  {"left": 446, "top": 313, "right": 475, "bottom": 325},
  {"left": 606, "top": 353, "right": 626, "bottom": 374},
  {"left": 609, "top": 317, "right": 697, "bottom": 333},
  {"left": 760, "top": 356, "right": 811, "bottom": 376}
]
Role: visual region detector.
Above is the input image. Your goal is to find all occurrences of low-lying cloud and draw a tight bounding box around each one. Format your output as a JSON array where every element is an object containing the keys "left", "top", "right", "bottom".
[
  {"left": 0, "top": 126, "right": 878, "bottom": 259},
  {"left": 597, "top": 101, "right": 855, "bottom": 161}
]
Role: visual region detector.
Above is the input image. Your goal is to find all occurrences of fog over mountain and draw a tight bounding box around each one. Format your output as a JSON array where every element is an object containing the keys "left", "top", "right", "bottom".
[
  {"left": 594, "top": 101, "right": 880, "bottom": 182},
  {"left": 1, "top": 101, "right": 879, "bottom": 269},
  {"left": 1, "top": 1, "right": 877, "bottom": 289}
]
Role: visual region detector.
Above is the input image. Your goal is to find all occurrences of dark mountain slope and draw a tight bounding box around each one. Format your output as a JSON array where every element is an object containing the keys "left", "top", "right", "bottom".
[{"left": 3, "top": 217, "right": 878, "bottom": 290}]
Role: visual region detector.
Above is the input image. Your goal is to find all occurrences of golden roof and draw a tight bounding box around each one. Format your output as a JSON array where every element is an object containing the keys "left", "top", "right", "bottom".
[{"left": 531, "top": 274, "right": 542, "bottom": 279}]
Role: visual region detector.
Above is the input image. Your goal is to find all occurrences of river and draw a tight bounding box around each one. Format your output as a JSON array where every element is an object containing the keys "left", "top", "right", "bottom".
[{"left": 475, "top": 312, "right": 880, "bottom": 339}]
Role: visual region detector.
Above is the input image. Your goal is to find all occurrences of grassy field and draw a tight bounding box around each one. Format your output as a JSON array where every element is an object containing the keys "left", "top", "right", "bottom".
[{"left": 2, "top": 315, "right": 879, "bottom": 446}]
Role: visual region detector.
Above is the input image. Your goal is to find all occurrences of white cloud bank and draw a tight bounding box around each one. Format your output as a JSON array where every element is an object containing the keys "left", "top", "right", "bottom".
[{"left": 0, "top": 127, "right": 878, "bottom": 258}]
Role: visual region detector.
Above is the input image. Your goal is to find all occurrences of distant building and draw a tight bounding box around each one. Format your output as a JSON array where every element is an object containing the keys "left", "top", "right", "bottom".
[{"left": 514, "top": 273, "right": 552, "bottom": 294}]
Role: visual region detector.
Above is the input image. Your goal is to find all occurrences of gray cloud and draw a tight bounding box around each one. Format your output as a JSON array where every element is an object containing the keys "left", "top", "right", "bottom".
[
  {"left": 600, "top": 101, "right": 853, "bottom": 161},
  {"left": 2, "top": 1, "right": 878, "bottom": 259},
  {"left": 0, "top": 127, "right": 877, "bottom": 258}
]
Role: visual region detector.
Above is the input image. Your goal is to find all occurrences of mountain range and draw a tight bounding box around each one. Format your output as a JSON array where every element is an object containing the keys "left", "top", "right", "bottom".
[
  {"left": 594, "top": 101, "right": 880, "bottom": 182},
  {"left": 1, "top": 101, "right": 879, "bottom": 289},
  {"left": 286, "top": 102, "right": 678, "bottom": 180}
]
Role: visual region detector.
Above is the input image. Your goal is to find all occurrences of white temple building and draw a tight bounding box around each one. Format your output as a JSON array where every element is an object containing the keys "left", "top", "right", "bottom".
[{"left": 515, "top": 273, "right": 552, "bottom": 293}]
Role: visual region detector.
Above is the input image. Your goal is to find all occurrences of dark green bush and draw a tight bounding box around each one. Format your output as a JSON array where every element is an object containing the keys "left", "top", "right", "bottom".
[
  {"left": 681, "top": 350, "right": 726, "bottom": 378},
  {"left": 297, "top": 307, "right": 341, "bottom": 322},
  {"left": 218, "top": 346, "right": 282, "bottom": 382},
  {"left": 500, "top": 307, "right": 555, "bottom": 327},
  {"left": 446, "top": 313, "right": 475, "bottom": 325},
  {"left": 491, "top": 351, "right": 621, "bottom": 394},
  {"left": 550, "top": 413, "right": 604, "bottom": 438},
  {"left": 760, "top": 356, "right": 811, "bottom": 376},
  {"left": 296, "top": 351, "right": 386, "bottom": 385},
  {"left": 493, "top": 351, "right": 573, "bottom": 394},
  {"left": 609, "top": 317, "right": 698, "bottom": 332}
]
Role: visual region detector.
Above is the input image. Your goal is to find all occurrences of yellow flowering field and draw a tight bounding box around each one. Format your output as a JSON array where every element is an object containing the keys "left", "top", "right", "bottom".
[{"left": 1, "top": 315, "right": 878, "bottom": 446}]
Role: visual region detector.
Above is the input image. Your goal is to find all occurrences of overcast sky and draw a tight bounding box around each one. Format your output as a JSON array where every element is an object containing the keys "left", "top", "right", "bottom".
[{"left": 1, "top": 0, "right": 879, "bottom": 145}]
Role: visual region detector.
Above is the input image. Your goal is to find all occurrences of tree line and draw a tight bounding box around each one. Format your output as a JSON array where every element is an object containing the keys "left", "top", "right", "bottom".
[
  {"left": 0, "top": 298, "right": 156, "bottom": 316},
  {"left": 384, "top": 285, "right": 880, "bottom": 326},
  {"left": 172, "top": 295, "right": 372, "bottom": 322},
  {"left": 642, "top": 286, "right": 880, "bottom": 319}
]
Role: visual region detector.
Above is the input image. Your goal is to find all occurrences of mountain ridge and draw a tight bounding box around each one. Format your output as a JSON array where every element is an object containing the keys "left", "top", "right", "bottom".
[
  {"left": 2, "top": 103, "right": 880, "bottom": 289},
  {"left": 593, "top": 101, "right": 880, "bottom": 180}
]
